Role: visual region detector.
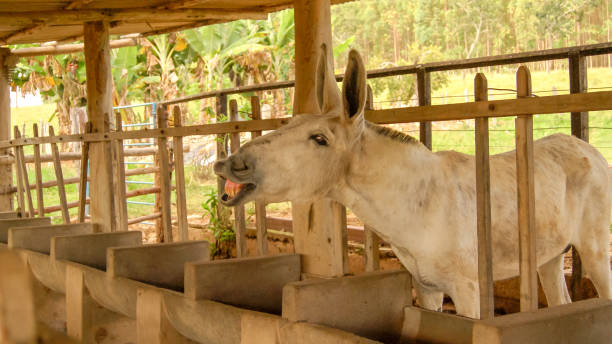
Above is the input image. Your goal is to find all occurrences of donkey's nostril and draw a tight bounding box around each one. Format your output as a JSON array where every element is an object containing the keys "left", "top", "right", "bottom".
[{"left": 231, "top": 156, "right": 249, "bottom": 172}]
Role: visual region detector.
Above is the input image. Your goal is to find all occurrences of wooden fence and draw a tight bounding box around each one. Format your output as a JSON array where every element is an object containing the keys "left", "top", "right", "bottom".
[{"left": 1, "top": 43, "right": 611, "bottom": 315}]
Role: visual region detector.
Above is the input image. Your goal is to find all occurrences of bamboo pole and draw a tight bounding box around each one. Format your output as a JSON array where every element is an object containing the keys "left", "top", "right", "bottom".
[
  {"left": 364, "top": 85, "right": 380, "bottom": 272},
  {"left": 32, "top": 124, "right": 44, "bottom": 218},
  {"left": 114, "top": 114, "right": 128, "bottom": 231},
  {"left": 515, "top": 66, "right": 538, "bottom": 312},
  {"left": 49, "top": 126, "right": 70, "bottom": 224},
  {"left": 474, "top": 73, "right": 494, "bottom": 319},
  {"left": 14, "top": 127, "right": 34, "bottom": 217},
  {"left": 230, "top": 99, "right": 247, "bottom": 257},
  {"left": 78, "top": 122, "right": 91, "bottom": 223},
  {"left": 250, "top": 96, "right": 268, "bottom": 255},
  {"left": 172, "top": 107, "right": 189, "bottom": 241}
]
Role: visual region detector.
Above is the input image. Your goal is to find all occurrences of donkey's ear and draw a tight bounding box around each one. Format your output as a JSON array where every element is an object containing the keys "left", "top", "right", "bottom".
[
  {"left": 315, "top": 44, "right": 341, "bottom": 114},
  {"left": 341, "top": 50, "right": 367, "bottom": 124}
]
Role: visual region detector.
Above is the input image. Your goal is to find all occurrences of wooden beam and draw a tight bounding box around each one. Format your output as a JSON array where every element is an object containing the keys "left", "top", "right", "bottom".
[
  {"left": 229, "top": 99, "right": 247, "bottom": 257},
  {"left": 156, "top": 105, "right": 173, "bottom": 242},
  {"left": 65, "top": 0, "right": 95, "bottom": 10},
  {"left": 32, "top": 124, "right": 44, "bottom": 218},
  {"left": 417, "top": 67, "right": 432, "bottom": 149},
  {"left": 114, "top": 115, "right": 128, "bottom": 231},
  {"left": 0, "top": 8, "right": 268, "bottom": 26},
  {"left": 172, "top": 107, "right": 189, "bottom": 242},
  {"left": 84, "top": 21, "right": 115, "bottom": 232},
  {"left": 250, "top": 96, "right": 268, "bottom": 255},
  {"left": 293, "top": 0, "right": 348, "bottom": 277},
  {"left": 474, "top": 73, "right": 494, "bottom": 319},
  {"left": 568, "top": 53, "right": 588, "bottom": 301},
  {"left": 515, "top": 66, "right": 538, "bottom": 312},
  {"left": 364, "top": 85, "right": 380, "bottom": 272},
  {"left": 0, "top": 49, "right": 12, "bottom": 211},
  {"left": 14, "top": 127, "right": 34, "bottom": 217},
  {"left": 78, "top": 122, "right": 90, "bottom": 223},
  {"left": 12, "top": 38, "right": 138, "bottom": 57},
  {"left": 0, "top": 23, "right": 46, "bottom": 45},
  {"left": 12, "top": 129, "right": 26, "bottom": 215},
  {"left": 49, "top": 126, "right": 70, "bottom": 224}
]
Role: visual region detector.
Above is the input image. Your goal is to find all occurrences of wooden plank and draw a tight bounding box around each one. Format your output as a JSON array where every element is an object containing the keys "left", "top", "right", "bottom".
[
  {"left": 84, "top": 21, "right": 115, "bottom": 233},
  {"left": 12, "top": 128, "right": 26, "bottom": 215},
  {"left": 156, "top": 105, "right": 173, "bottom": 243},
  {"left": 14, "top": 127, "right": 34, "bottom": 217},
  {"left": 32, "top": 124, "right": 44, "bottom": 218},
  {"left": 364, "top": 85, "right": 380, "bottom": 272},
  {"left": 367, "top": 90, "right": 612, "bottom": 125},
  {"left": 569, "top": 53, "right": 588, "bottom": 301},
  {"left": 114, "top": 115, "right": 128, "bottom": 231},
  {"left": 515, "top": 66, "right": 538, "bottom": 312},
  {"left": 250, "top": 96, "right": 268, "bottom": 255},
  {"left": 49, "top": 126, "right": 70, "bottom": 224},
  {"left": 474, "top": 73, "right": 494, "bottom": 319},
  {"left": 172, "top": 106, "right": 189, "bottom": 241},
  {"left": 128, "top": 212, "right": 162, "bottom": 225},
  {"left": 230, "top": 99, "right": 247, "bottom": 257},
  {"left": 4, "top": 88, "right": 612, "bottom": 150},
  {"left": 160, "top": 42, "right": 612, "bottom": 106},
  {"left": 417, "top": 68, "right": 432, "bottom": 149},
  {"left": 78, "top": 123, "right": 90, "bottom": 223}
]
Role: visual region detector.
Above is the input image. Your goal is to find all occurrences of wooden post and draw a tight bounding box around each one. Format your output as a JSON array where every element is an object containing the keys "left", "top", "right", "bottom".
[
  {"left": 66, "top": 264, "right": 95, "bottom": 343},
  {"left": 474, "top": 73, "right": 494, "bottom": 319},
  {"left": 156, "top": 105, "right": 173, "bottom": 243},
  {"left": 515, "top": 66, "right": 538, "bottom": 312},
  {"left": 250, "top": 96, "right": 268, "bottom": 255},
  {"left": 84, "top": 21, "right": 115, "bottom": 232},
  {"left": 417, "top": 67, "right": 432, "bottom": 150},
  {"left": 13, "top": 131, "right": 25, "bottom": 215},
  {"left": 0, "top": 49, "right": 13, "bottom": 211},
  {"left": 215, "top": 94, "right": 228, "bottom": 221},
  {"left": 33, "top": 124, "right": 44, "bottom": 217},
  {"left": 364, "top": 85, "right": 380, "bottom": 272},
  {"left": 173, "top": 107, "right": 189, "bottom": 241},
  {"left": 230, "top": 99, "right": 247, "bottom": 257},
  {"left": 114, "top": 115, "right": 128, "bottom": 231},
  {"left": 78, "top": 123, "right": 91, "bottom": 223},
  {"left": 569, "top": 52, "right": 588, "bottom": 300},
  {"left": 292, "top": 0, "right": 348, "bottom": 277},
  {"left": 49, "top": 126, "right": 70, "bottom": 224},
  {"left": 14, "top": 127, "right": 34, "bottom": 217}
]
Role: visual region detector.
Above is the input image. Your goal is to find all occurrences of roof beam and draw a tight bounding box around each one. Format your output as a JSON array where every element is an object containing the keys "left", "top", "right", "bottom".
[
  {"left": 12, "top": 38, "right": 138, "bottom": 57},
  {"left": 0, "top": 8, "right": 267, "bottom": 26},
  {"left": 157, "top": 0, "right": 214, "bottom": 10}
]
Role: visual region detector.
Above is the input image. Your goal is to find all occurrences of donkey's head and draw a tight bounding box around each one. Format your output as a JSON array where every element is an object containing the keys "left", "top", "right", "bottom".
[{"left": 214, "top": 46, "right": 367, "bottom": 206}]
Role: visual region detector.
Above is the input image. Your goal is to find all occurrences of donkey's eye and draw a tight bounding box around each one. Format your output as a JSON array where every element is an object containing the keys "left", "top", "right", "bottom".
[{"left": 310, "top": 134, "right": 329, "bottom": 146}]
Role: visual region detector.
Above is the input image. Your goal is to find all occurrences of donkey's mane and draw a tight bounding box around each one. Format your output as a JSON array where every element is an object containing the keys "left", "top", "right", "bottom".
[{"left": 366, "top": 121, "right": 417, "bottom": 144}]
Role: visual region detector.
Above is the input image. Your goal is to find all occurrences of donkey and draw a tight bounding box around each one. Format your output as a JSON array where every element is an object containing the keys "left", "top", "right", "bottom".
[{"left": 214, "top": 47, "right": 612, "bottom": 318}]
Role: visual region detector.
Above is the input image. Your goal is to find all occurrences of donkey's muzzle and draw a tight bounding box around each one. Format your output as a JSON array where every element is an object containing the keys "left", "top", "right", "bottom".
[{"left": 214, "top": 155, "right": 253, "bottom": 182}]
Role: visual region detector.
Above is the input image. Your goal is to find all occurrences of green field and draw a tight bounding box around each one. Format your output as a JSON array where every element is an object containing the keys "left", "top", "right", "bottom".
[{"left": 10, "top": 68, "right": 612, "bottom": 222}]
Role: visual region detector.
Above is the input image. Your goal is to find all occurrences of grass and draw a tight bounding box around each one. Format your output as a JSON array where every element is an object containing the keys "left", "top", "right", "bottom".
[{"left": 10, "top": 67, "right": 612, "bottom": 222}]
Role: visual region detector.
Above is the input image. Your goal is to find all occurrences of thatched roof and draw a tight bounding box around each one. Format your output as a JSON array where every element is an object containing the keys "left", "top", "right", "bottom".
[{"left": 1, "top": 0, "right": 351, "bottom": 45}]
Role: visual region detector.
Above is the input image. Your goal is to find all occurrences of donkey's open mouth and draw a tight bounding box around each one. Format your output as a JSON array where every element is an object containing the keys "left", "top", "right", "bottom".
[{"left": 220, "top": 177, "right": 257, "bottom": 206}]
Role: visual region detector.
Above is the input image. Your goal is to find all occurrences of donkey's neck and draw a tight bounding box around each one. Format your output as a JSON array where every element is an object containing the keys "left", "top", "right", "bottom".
[{"left": 330, "top": 123, "right": 445, "bottom": 248}]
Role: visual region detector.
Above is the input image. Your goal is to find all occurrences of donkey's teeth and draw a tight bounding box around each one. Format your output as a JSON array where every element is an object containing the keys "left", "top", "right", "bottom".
[{"left": 224, "top": 180, "right": 245, "bottom": 200}]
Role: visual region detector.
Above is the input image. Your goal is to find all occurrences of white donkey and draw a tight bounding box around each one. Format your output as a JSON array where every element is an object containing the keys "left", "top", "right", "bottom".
[{"left": 214, "top": 47, "right": 612, "bottom": 318}]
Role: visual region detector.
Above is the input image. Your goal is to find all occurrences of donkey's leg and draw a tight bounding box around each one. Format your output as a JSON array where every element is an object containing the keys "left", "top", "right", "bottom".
[
  {"left": 538, "top": 254, "right": 571, "bottom": 306},
  {"left": 412, "top": 277, "right": 443, "bottom": 312},
  {"left": 573, "top": 234, "right": 612, "bottom": 299},
  {"left": 450, "top": 278, "right": 479, "bottom": 319}
]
